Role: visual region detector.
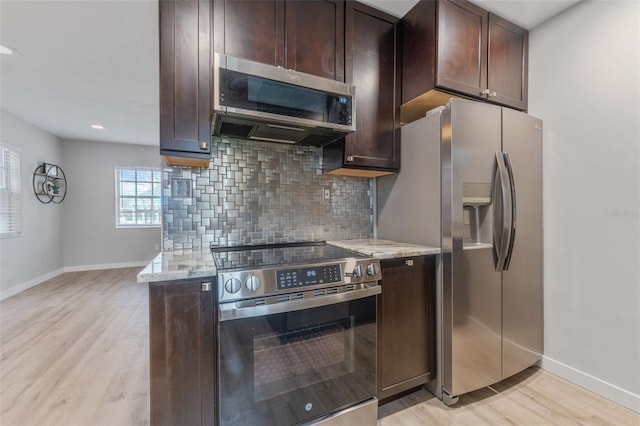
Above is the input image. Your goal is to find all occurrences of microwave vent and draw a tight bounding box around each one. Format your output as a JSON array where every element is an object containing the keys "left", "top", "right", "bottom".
[
  {"left": 299, "top": 133, "right": 338, "bottom": 146},
  {"left": 250, "top": 124, "right": 303, "bottom": 144},
  {"left": 219, "top": 121, "right": 253, "bottom": 138},
  {"left": 212, "top": 113, "right": 345, "bottom": 147}
]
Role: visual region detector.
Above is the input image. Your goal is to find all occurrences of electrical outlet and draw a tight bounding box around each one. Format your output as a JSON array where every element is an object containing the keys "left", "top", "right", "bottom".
[
  {"left": 323, "top": 187, "right": 331, "bottom": 201},
  {"left": 154, "top": 244, "right": 160, "bottom": 251}
]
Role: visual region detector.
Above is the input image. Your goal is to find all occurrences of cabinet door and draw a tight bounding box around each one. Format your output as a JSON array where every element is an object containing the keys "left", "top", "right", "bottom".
[
  {"left": 487, "top": 13, "right": 528, "bottom": 110},
  {"left": 378, "top": 256, "right": 435, "bottom": 400},
  {"left": 159, "top": 0, "right": 212, "bottom": 157},
  {"left": 213, "top": 0, "right": 285, "bottom": 66},
  {"left": 285, "top": 0, "right": 344, "bottom": 81},
  {"left": 343, "top": 2, "right": 400, "bottom": 170},
  {"left": 149, "top": 278, "right": 216, "bottom": 425},
  {"left": 401, "top": 0, "right": 437, "bottom": 105},
  {"left": 436, "top": 0, "right": 488, "bottom": 98}
]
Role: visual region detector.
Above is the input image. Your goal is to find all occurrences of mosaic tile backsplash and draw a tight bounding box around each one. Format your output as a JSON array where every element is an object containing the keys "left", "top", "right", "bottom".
[{"left": 162, "top": 138, "right": 373, "bottom": 249}]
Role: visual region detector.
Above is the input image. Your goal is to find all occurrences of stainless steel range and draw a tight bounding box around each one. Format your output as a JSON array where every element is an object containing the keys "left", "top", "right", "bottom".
[{"left": 212, "top": 241, "right": 382, "bottom": 426}]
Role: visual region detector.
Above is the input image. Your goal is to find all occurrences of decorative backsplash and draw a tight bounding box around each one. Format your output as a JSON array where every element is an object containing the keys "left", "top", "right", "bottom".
[{"left": 162, "top": 138, "right": 373, "bottom": 249}]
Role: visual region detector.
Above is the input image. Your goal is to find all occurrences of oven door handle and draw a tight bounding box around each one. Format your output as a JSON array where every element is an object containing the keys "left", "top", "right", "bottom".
[{"left": 218, "top": 284, "right": 382, "bottom": 322}]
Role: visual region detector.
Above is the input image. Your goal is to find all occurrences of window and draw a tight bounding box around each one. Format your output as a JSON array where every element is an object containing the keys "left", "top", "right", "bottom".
[
  {"left": 115, "top": 168, "right": 161, "bottom": 227},
  {"left": 0, "top": 144, "right": 22, "bottom": 238}
]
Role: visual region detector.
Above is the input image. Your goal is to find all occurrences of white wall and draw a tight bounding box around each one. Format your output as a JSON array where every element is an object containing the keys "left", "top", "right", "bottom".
[
  {"left": 0, "top": 109, "right": 64, "bottom": 299},
  {"left": 529, "top": 0, "right": 640, "bottom": 412},
  {"left": 61, "top": 139, "right": 161, "bottom": 269}
]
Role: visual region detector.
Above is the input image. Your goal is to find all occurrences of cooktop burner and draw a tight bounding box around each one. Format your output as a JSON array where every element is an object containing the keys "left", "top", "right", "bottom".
[{"left": 212, "top": 241, "right": 368, "bottom": 271}]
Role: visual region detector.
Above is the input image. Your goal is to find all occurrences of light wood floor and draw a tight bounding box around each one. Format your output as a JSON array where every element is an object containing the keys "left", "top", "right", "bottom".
[
  {"left": 1, "top": 268, "right": 638, "bottom": 426},
  {"left": 378, "top": 369, "right": 639, "bottom": 425},
  {"left": 1, "top": 268, "right": 149, "bottom": 426}
]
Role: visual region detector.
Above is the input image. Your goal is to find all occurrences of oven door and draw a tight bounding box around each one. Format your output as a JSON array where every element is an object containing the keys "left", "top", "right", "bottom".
[{"left": 218, "top": 289, "right": 378, "bottom": 426}]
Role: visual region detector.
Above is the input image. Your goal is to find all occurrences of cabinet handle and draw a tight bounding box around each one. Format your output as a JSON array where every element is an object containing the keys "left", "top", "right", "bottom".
[
  {"left": 346, "top": 155, "right": 354, "bottom": 162},
  {"left": 405, "top": 260, "right": 414, "bottom": 267},
  {"left": 201, "top": 282, "right": 212, "bottom": 292},
  {"left": 199, "top": 141, "right": 209, "bottom": 150},
  {"left": 481, "top": 89, "right": 497, "bottom": 98}
]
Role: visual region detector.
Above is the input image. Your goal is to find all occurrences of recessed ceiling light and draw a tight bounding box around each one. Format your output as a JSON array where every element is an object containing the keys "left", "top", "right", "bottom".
[
  {"left": 91, "top": 124, "right": 105, "bottom": 130},
  {"left": 0, "top": 44, "right": 17, "bottom": 55}
]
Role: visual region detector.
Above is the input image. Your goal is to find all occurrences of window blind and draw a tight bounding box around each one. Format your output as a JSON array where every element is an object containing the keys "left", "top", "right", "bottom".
[{"left": 0, "top": 144, "right": 22, "bottom": 238}]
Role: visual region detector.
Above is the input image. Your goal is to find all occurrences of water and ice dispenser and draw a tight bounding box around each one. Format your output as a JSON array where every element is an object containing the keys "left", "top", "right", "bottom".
[{"left": 462, "top": 182, "right": 492, "bottom": 246}]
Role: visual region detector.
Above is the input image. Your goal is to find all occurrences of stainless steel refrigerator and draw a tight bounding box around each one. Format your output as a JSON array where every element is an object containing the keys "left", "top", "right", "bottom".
[{"left": 377, "top": 99, "right": 543, "bottom": 404}]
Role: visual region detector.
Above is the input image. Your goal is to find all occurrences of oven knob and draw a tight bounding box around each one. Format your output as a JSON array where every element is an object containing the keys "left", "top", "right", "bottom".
[
  {"left": 352, "top": 265, "right": 363, "bottom": 278},
  {"left": 366, "top": 263, "right": 378, "bottom": 276},
  {"left": 245, "top": 275, "right": 261, "bottom": 292},
  {"left": 224, "top": 277, "right": 242, "bottom": 294}
]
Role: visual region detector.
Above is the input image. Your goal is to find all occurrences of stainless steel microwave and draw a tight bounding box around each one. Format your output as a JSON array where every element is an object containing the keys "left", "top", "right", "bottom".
[{"left": 212, "top": 53, "right": 356, "bottom": 146}]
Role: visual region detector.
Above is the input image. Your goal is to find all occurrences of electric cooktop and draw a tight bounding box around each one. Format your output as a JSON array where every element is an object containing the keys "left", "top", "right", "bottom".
[{"left": 211, "top": 241, "right": 368, "bottom": 272}]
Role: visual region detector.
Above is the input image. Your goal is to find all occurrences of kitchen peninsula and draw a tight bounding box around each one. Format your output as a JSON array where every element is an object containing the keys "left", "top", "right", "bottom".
[{"left": 138, "top": 239, "right": 440, "bottom": 424}]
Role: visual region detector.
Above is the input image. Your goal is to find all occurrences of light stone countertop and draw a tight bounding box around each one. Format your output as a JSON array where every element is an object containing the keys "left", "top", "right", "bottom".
[
  {"left": 328, "top": 239, "right": 440, "bottom": 259},
  {"left": 137, "top": 239, "right": 441, "bottom": 283},
  {"left": 136, "top": 248, "right": 216, "bottom": 283}
]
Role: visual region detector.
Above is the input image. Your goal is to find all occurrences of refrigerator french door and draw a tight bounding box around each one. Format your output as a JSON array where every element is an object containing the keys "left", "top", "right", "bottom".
[
  {"left": 500, "top": 107, "right": 543, "bottom": 381},
  {"left": 377, "top": 99, "right": 543, "bottom": 402}
]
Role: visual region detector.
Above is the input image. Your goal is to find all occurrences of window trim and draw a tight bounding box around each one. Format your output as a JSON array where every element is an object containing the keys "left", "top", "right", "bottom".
[
  {"left": 0, "top": 143, "right": 22, "bottom": 239},
  {"left": 114, "top": 167, "right": 162, "bottom": 229}
]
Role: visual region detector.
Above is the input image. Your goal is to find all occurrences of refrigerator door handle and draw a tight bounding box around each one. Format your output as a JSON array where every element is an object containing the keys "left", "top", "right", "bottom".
[
  {"left": 503, "top": 152, "right": 517, "bottom": 270},
  {"left": 492, "top": 162, "right": 503, "bottom": 266},
  {"left": 493, "top": 151, "right": 512, "bottom": 271}
]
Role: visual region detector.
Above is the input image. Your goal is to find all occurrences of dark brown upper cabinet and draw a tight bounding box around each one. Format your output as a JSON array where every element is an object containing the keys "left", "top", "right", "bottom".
[
  {"left": 435, "top": 0, "right": 487, "bottom": 99},
  {"left": 160, "top": 0, "right": 345, "bottom": 166},
  {"left": 213, "top": 0, "right": 285, "bottom": 67},
  {"left": 323, "top": 1, "right": 401, "bottom": 177},
  {"left": 487, "top": 13, "right": 529, "bottom": 111},
  {"left": 401, "top": 0, "right": 528, "bottom": 124},
  {"left": 159, "top": 0, "right": 213, "bottom": 167},
  {"left": 213, "top": 0, "right": 345, "bottom": 81},
  {"left": 285, "top": 0, "right": 345, "bottom": 81}
]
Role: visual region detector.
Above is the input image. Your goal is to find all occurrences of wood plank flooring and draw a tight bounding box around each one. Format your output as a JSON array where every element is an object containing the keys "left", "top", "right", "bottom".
[
  {"left": 378, "top": 368, "right": 639, "bottom": 425},
  {"left": 1, "top": 268, "right": 149, "bottom": 426},
  {"left": 1, "top": 267, "right": 637, "bottom": 425}
]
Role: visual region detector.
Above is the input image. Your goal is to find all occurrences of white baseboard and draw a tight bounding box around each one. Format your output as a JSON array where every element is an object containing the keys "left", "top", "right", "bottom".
[
  {"left": 1, "top": 262, "right": 149, "bottom": 301},
  {"left": 63, "top": 261, "right": 148, "bottom": 272},
  {"left": 541, "top": 355, "right": 640, "bottom": 413},
  {"left": 0, "top": 268, "right": 65, "bottom": 301}
]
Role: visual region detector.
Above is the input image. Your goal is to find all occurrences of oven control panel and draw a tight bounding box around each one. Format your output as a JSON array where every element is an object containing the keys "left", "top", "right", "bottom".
[
  {"left": 217, "top": 259, "right": 382, "bottom": 303},
  {"left": 276, "top": 264, "right": 341, "bottom": 290}
]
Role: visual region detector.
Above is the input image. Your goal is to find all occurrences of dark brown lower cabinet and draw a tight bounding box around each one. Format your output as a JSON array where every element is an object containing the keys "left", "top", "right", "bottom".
[
  {"left": 378, "top": 256, "right": 436, "bottom": 401},
  {"left": 149, "top": 277, "right": 216, "bottom": 425}
]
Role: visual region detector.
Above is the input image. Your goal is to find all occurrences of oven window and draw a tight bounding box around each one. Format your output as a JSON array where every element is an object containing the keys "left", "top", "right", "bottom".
[
  {"left": 218, "top": 297, "right": 376, "bottom": 426},
  {"left": 253, "top": 319, "right": 354, "bottom": 402}
]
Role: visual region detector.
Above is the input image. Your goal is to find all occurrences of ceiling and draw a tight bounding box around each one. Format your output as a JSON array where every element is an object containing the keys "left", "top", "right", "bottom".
[
  {"left": 360, "top": 0, "right": 581, "bottom": 27},
  {"left": 0, "top": 0, "right": 581, "bottom": 147},
  {"left": 0, "top": 0, "right": 159, "bottom": 146}
]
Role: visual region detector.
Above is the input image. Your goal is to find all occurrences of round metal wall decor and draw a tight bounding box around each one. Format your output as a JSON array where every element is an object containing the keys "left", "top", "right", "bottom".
[{"left": 32, "top": 163, "right": 67, "bottom": 204}]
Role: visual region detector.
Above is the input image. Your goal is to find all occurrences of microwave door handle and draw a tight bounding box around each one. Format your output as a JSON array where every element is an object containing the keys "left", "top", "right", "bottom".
[{"left": 218, "top": 284, "right": 381, "bottom": 322}]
